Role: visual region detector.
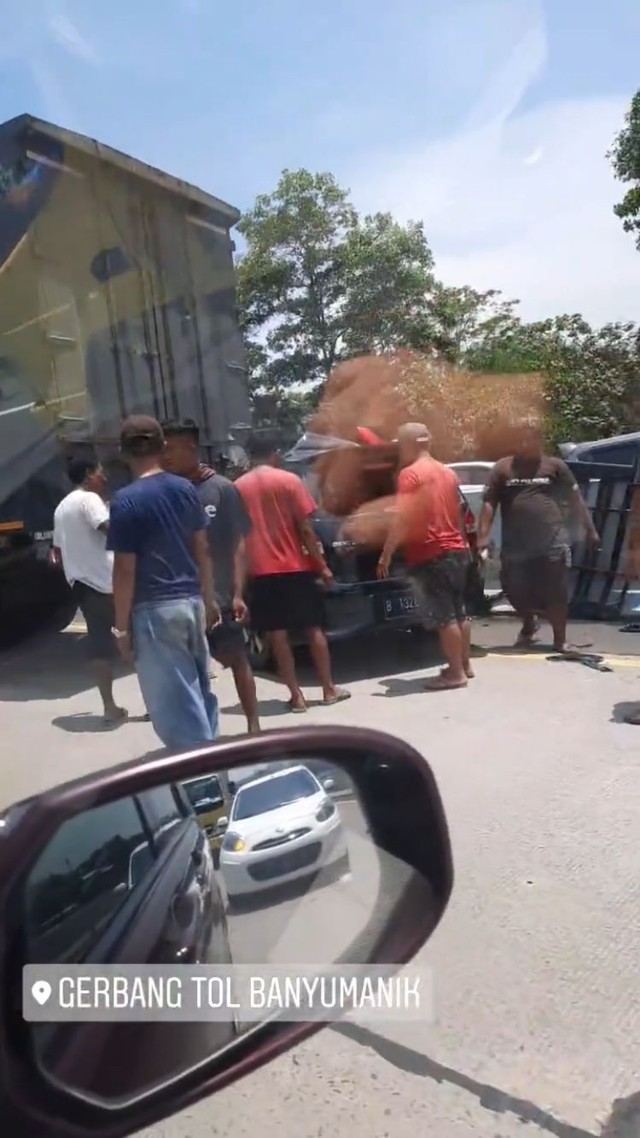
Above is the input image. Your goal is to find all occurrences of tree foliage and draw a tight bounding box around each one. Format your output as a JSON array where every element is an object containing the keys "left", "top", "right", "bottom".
[
  {"left": 237, "top": 161, "right": 640, "bottom": 454},
  {"left": 610, "top": 89, "right": 640, "bottom": 251},
  {"left": 237, "top": 169, "right": 437, "bottom": 428}
]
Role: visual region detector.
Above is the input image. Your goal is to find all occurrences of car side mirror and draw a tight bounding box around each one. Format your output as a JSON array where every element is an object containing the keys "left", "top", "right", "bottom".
[
  {"left": 0, "top": 725, "right": 452, "bottom": 1138},
  {"left": 322, "top": 777, "right": 335, "bottom": 791},
  {"left": 216, "top": 815, "right": 229, "bottom": 832}
]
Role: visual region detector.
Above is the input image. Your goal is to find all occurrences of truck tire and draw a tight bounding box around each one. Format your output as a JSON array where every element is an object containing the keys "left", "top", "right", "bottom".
[{"left": 0, "top": 564, "right": 76, "bottom": 649}]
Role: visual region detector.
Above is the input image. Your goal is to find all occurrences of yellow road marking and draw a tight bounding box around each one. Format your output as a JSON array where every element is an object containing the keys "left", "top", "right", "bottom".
[
  {"left": 479, "top": 650, "right": 640, "bottom": 670},
  {"left": 63, "top": 621, "right": 640, "bottom": 671}
]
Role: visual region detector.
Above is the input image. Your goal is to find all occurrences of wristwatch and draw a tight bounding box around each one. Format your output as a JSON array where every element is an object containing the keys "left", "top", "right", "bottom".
[{"left": 111, "top": 627, "right": 129, "bottom": 639}]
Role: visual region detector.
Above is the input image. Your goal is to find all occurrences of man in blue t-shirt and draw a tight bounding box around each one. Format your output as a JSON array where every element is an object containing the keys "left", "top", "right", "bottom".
[{"left": 107, "top": 415, "right": 221, "bottom": 751}]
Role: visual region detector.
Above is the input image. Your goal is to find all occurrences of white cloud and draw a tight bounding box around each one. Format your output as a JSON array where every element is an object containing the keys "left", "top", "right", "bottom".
[
  {"left": 346, "top": 0, "right": 633, "bottom": 330},
  {"left": 347, "top": 94, "right": 639, "bottom": 326},
  {"left": 48, "top": 12, "right": 96, "bottom": 63},
  {"left": 341, "top": 0, "right": 638, "bottom": 327}
]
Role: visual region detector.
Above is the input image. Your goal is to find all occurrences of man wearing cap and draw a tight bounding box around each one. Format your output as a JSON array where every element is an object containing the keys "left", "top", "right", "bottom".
[
  {"left": 160, "top": 417, "right": 261, "bottom": 734},
  {"left": 107, "top": 416, "right": 220, "bottom": 751},
  {"left": 377, "top": 423, "right": 472, "bottom": 690}
]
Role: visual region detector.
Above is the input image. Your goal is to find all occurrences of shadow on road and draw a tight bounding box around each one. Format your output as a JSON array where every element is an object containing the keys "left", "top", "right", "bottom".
[
  {"left": 374, "top": 676, "right": 429, "bottom": 698},
  {"left": 52, "top": 712, "right": 149, "bottom": 734},
  {"left": 300, "top": 630, "right": 444, "bottom": 686},
  {"left": 0, "top": 630, "right": 135, "bottom": 702},
  {"left": 335, "top": 1022, "right": 639, "bottom": 1137},
  {"left": 221, "top": 696, "right": 295, "bottom": 719},
  {"left": 611, "top": 701, "right": 640, "bottom": 724}
]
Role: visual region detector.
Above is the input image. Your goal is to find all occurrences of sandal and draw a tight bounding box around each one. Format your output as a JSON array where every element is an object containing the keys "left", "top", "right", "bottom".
[
  {"left": 322, "top": 689, "right": 352, "bottom": 706},
  {"left": 424, "top": 676, "right": 468, "bottom": 692},
  {"left": 288, "top": 700, "right": 308, "bottom": 714}
]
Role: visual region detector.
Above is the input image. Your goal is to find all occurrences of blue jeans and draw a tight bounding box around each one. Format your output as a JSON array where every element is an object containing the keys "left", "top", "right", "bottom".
[{"left": 132, "top": 597, "right": 219, "bottom": 752}]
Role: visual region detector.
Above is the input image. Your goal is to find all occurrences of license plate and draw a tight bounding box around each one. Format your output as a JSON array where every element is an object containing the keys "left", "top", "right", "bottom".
[{"left": 381, "top": 592, "right": 419, "bottom": 620}]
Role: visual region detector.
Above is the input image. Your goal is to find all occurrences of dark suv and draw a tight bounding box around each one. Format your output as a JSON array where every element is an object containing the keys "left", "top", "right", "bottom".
[
  {"left": 9, "top": 783, "right": 236, "bottom": 1103},
  {"left": 244, "top": 436, "right": 480, "bottom": 667}
]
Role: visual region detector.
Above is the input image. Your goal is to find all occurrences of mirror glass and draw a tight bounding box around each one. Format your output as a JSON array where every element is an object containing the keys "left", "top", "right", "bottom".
[{"left": 16, "top": 756, "right": 415, "bottom": 1107}]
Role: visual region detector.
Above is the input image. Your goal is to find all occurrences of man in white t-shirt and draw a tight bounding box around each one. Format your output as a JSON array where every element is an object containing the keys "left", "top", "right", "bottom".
[{"left": 53, "top": 459, "right": 127, "bottom": 726}]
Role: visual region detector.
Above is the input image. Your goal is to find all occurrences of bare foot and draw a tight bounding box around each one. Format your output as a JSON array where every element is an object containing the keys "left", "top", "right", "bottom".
[
  {"left": 247, "top": 721, "right": 262, "bottom": 734},
  {"left": 103, "top": 706, "right": 128, "bottom": 728}
]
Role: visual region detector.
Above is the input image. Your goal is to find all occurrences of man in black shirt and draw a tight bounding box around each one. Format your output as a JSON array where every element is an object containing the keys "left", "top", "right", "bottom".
[
  {"left": 161, "top": 419, "right": 260, "bottom": 734},
  {"left": 478, "top": 424, "right": 599, "bottom": 651}
]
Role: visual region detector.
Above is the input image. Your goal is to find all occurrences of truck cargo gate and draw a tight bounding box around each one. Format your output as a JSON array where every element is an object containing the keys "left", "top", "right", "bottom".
[{"left": 568, "top": 458, "right": 640, "bottom": 621}]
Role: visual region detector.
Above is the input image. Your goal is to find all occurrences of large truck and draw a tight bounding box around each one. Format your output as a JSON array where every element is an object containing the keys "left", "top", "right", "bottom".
[{"left": 0, "top": 114, "right": 251, "bottom": 645}]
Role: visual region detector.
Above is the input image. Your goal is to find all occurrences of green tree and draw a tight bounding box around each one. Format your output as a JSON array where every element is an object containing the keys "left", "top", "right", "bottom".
[
  {"left": 340, "top": 213, "right": 435, "bottom": 355},
  {"left": 430, "top": 285, "right": 521, "bottom": 365},
  {"left": 609, "top": 90, "right": 640, "bottom": 250},
  {"left": 236, "top": 169, "right": 437, "bottom": 427},
  {"left": 237, "top": 169, "right": 357, "bottom": 398},
  {"left": 469, "top": 313, "right": 640, "bottom": 443}
]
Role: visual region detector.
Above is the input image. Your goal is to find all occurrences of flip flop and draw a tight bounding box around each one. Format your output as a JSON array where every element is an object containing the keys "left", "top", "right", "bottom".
[
  {"left": 288, "top": 700, "right": 308, "bottom": 714},
  {"left": 424, "top": 677, "right": 468, "bottom": 692},
  {"left": 515, "top": 634, "right": 539, "bottom": 649},
  {"left": 322, "top": 689, "right": 352, "bottom": 706},
  {"left": 102, "top": 708, "right": 129, "bottom": 729}
]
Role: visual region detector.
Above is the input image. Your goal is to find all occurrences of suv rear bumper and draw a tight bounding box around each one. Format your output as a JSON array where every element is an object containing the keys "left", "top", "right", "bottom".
[{"left": 322, "top": 578, "right": 427, "bottom": 640}]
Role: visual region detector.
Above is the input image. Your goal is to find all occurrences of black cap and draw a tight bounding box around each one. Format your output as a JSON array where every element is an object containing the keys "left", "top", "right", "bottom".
[{"left": 120, "top": 415, "right": 164, "bottom": 447}]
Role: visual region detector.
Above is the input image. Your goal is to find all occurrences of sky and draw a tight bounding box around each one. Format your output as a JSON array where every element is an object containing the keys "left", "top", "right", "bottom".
[{"left": 1, "top": 0, "right": 639, "bottom": 325}]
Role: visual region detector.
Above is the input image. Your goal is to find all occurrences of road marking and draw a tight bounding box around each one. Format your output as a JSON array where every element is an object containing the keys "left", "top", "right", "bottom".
[
  {"left": 479, "top": 650, "right": 640, "bottom": 670},
  {"left": 64, "top": 623, "right": 640, "bottom": 670}
]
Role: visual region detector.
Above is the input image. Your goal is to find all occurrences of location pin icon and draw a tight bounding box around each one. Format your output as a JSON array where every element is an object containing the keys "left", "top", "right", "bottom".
[{"left": 31, "top": 980, "right": 52, "bottom": 1006}]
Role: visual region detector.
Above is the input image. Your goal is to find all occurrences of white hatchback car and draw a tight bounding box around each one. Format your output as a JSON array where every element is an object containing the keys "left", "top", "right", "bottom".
[{"left": 219, "top": 766, "right": 350, "bottom": 905}]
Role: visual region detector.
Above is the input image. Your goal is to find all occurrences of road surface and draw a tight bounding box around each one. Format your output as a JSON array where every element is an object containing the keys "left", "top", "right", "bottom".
[{"left": 1, "top": 617, "right": 640, "bottom": 1137}]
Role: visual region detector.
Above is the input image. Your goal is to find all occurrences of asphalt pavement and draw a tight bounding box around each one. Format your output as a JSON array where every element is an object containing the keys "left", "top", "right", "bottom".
[{"left": 2, "top": 614, "right": 640, "bottom": 1137}]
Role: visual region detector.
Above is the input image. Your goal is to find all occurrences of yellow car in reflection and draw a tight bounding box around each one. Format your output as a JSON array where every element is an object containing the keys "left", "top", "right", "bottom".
[{"left": 182, "top": 774, "right": 230, "bottom": 867}]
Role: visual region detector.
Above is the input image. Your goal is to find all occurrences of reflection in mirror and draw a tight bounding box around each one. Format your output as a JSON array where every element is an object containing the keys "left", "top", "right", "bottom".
[{"left": 15, "top": 756, "right": 419, "bottom": 1109}]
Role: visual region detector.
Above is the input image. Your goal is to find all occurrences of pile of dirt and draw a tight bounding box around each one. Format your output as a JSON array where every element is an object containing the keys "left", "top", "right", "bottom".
[{"left": 310, "top": 350, "right": 545, "bottom": 463}]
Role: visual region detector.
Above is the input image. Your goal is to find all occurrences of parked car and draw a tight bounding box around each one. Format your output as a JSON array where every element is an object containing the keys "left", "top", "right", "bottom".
[
  {"left": 20, "top": 783, "right": 237, "bottom": 1100},
  {"left": 218, "top": 765, "right": 350, "bottom": 906},
  {"left": 448, "top": 461, "right": 494, "bottom": 485},
  {"left": 182, "top": 773, "right": 231, "bottom": 867}
]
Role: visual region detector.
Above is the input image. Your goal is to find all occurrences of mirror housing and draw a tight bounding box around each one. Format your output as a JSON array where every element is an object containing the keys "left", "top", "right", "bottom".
[
  {"left": 0, "top": 724, "right": 452, "bottom": 1138},
  {"left": 215, "top": 816, "right": 229, "bottom": 832},
  {"left": 321, "top": 777, "right": 335, "bottom": 791}
]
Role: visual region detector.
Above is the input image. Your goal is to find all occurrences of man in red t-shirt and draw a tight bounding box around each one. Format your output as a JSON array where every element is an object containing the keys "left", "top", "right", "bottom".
[
  {"left": 377, "top": 423, "right": 472, "bottom": 691},
  {"left": 235, "top": 433, "right": 350, "bottom": 713}
]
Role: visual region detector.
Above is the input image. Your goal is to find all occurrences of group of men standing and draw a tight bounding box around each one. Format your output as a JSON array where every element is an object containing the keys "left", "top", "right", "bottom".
[
  {"left": 53, "top": 412, "right": 602, "bottom": 745},
  {"left": 53, "top": 416, "right": 349, "bottom": 752}
]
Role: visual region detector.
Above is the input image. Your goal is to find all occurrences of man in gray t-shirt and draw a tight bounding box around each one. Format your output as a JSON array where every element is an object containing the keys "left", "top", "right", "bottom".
[{"left": 161, "top": 419, "right": 260, "bottom": 733}]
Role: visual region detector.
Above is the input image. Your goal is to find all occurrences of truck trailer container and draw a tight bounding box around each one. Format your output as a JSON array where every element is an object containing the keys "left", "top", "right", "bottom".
[{"left": 0, "top": 114, "right": 250, "bottom": 644}]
